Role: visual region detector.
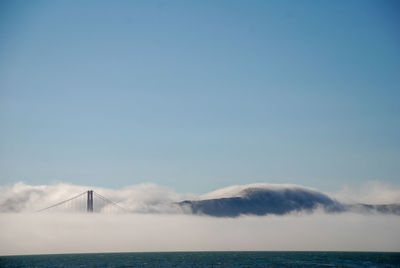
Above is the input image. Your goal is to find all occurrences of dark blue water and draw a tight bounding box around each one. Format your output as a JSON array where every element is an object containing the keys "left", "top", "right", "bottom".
[{"left": 1, "top": 251, "right": 399, "bottom": 267}]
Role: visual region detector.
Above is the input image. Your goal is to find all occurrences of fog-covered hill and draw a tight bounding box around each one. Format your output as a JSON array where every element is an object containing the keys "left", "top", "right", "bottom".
[
  {"left": 179, "top": 185, "right": 400, "bottom": 217},
  {"left": 179, "top": 185, "right": 345, "bottom": 217}
]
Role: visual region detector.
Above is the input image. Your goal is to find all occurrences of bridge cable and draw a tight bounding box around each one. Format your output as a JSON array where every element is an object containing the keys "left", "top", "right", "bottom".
[
  {"left": 37, "top": 191, "right": 87, "bottom": 212},
  {"left": 93, "top": 191, "right": 129, "bottom": 212}
]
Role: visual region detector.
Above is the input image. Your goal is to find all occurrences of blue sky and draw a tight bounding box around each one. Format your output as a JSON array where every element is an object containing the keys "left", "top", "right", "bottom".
[{"left": 0, "top": 0, "right": 399, "bottom": 193}]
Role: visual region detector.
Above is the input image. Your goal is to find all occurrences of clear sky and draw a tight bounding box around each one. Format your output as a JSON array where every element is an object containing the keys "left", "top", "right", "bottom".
[{"left": 0, "top": 0, "right": 399, "bottom": 193}]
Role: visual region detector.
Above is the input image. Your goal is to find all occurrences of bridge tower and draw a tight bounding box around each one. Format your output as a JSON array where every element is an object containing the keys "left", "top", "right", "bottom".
[{"left": 87, "top": 190, "right": 93, "bottom": 213}]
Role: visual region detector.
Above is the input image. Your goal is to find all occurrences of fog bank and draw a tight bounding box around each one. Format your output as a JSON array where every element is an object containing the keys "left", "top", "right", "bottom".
[
  {"left": 1, "top": 213, "right": 399, "bottom": 255},
  {"left": 2, "top": 182, "right": 400, "bottom": 216}
]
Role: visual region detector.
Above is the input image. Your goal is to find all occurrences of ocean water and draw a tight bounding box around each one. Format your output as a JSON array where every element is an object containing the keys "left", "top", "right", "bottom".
[{"left": 1, "top": 251, "right": 399, "bottom": 267}]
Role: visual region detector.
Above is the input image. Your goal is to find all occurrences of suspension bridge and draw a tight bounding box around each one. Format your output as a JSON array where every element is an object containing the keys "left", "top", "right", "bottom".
[{"left": 38, "top": 190, "right": 127, "bottom": 213}]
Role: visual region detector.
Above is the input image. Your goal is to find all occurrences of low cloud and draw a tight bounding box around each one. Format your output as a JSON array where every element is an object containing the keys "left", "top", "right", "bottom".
[
  {"left": 1, "top": 182, "right": 400, "bottom": 255},
  {"left": 1, "top": 213, "right": 399, "bottom": 255},
  {"left": 1, "top": 182, "right": 400, "bottom": 216},
  {"left": 333, "top": 181, "right": 400, "bottom": 204},
  {"left": 0, "top": 182, "right": 193, "bottom": 214}
]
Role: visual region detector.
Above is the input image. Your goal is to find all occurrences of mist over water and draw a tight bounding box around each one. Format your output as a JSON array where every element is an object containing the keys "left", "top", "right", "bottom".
[
  {"left": 1, "top": 212, "right": 400, "bottom": 255},
  {"left": 1, "top": 182, "right": 400, "bottom": 255}
]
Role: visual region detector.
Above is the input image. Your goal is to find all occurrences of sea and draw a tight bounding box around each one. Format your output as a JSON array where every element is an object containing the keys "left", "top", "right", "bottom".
[{"left": 1, "top": 251, "right": 399, "bottom": 267}]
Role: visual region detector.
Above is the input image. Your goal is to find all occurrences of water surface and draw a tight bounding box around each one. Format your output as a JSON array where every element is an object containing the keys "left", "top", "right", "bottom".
[{"left": 1, "top": 251, "right": 399, "bottom": 267}]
